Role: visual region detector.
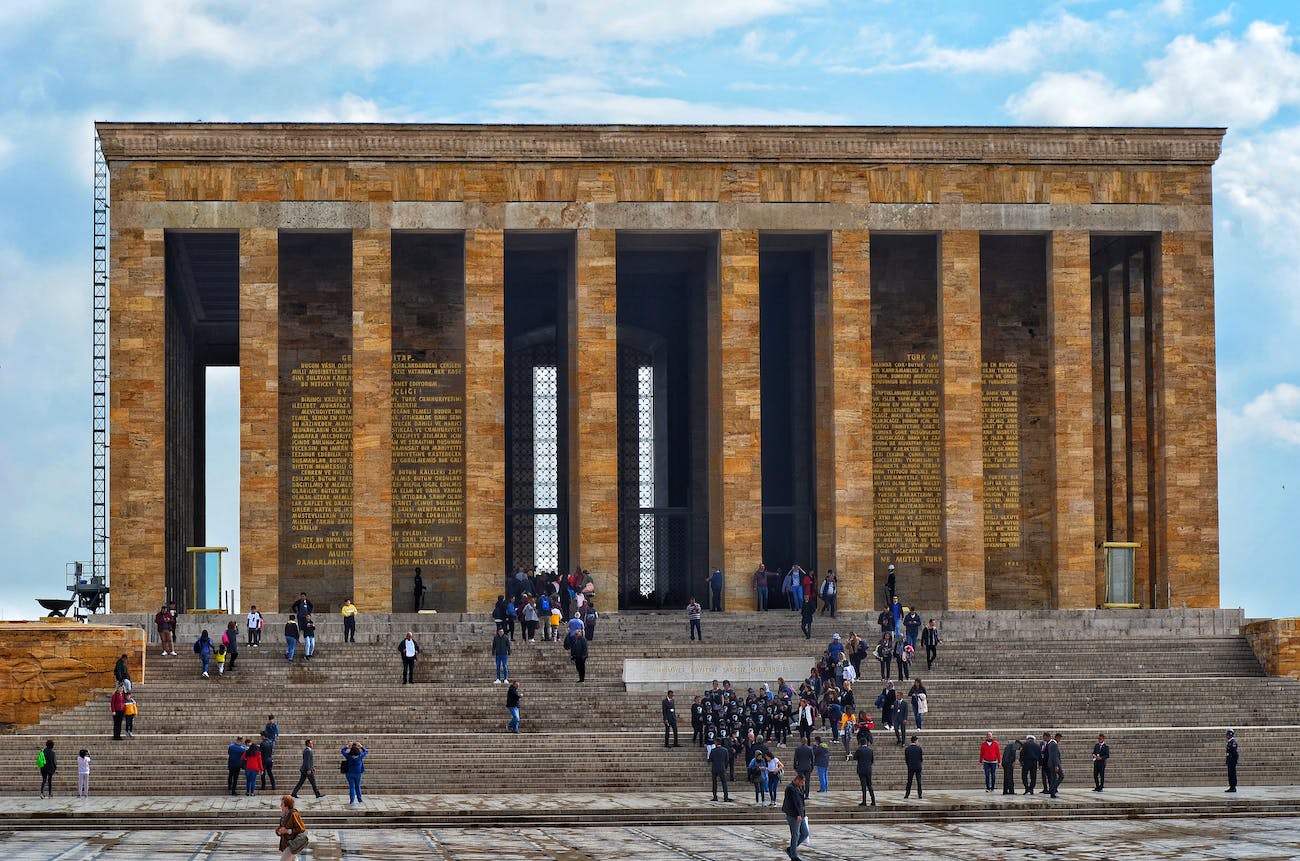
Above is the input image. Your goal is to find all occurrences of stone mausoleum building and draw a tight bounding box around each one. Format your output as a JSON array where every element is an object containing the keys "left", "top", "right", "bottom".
[{"left": 97, "top": 122, "right": 1222, "bottom": 616}]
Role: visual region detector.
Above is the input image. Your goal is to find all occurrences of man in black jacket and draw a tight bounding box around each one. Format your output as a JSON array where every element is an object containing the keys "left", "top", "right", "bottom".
[
  {"left": 691, "top": 697, "right": 705, "bottom": 747},
  {"left": 398, "top": 632, "right": 421, "bottom": 684},
  {"left": 569, "top": 630, "right": 589, "bottom": 682},
  {"left": 1002, "top": 737, "right": 1019, "bottom": 794},
  {"left": 290, "top": 738, "right": 324, "bottom": 799},
  {"left": 921, "top": 619, "right": 940, "bottom": 670},
  {"left": 854, "top": 739, "right": 876, "bottom": 806},
  {"left": 1092, "top": 733, "right": 1110, "bottom": 792},
  {"left": 782, "top": 773, "right": 809, "bottom": 860},
  {"left": 1045, "top": 733, "right": 1063, "bottom": 798},
  {"left": 708, "top": 741, "right": 733, "bottom": 801},
  {"left": 259, "top": 731, "right": 277, "bottom": 791},
  {"left": 1020, "top": 733, "right": 1040, "bottom": 794},
  {"left": 290, "top": 592, "right": 312, "bottom": 631},
  {"left": 793, "top": 739, "right": 815, "bottom": 789},
  {"left": 903, "top": 735, "right": 923, "bottom": 798},
  {"left": 662, "top": 690, "right": 680, "bottom": 748}
]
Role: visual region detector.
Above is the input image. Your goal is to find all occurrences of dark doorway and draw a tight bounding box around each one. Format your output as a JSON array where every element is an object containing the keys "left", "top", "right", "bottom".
[
  {"left": 759, "top": 235, "right": 824, "bottom": 605},
  {"left": 504, "top": 234, "right": 572, "bottom": 585},
  {"left": 615, "top": 235, "right": 712, "bottom": 609}
]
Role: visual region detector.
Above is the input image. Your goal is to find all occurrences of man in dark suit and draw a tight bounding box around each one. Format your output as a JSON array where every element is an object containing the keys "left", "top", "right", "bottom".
[
  {"left": 290, "top": 738, "right": 324, "bottom": 799},
  {"left": 708, "top": 741, "right": 733, "bottom": 801},
  {"left": 662, "top": 690, "right": 680, "bottom": 748},
  {"left": 1045, "top": 732, "right": 1063, "bottom": 798},
  {"left": 1020, "top": 734, "right": 1040, "bottom": 794},
  {"left": 903, "top": 735, "right": 923, "bottom": 798},
  {"left": 1225, "top": 729, "right": 1239, "bottom": 792},
  {"left": 1002, "top": 737, "right": 1019, "bottom": 794},
  {"left": 793, "top": 739, "right": 815, "bottom": 790},
  {"left": 1040, "top": 730, "right": 1052, "bottom": 792},
  {"left": 569, "top": 629, "right": 589, "bottom": 682},
  {"left": 854, "top": 739, "right": 876, "bottom": 806},
  {"left": 1092, "top": 733, "right": 1110, "bottom": 792}
]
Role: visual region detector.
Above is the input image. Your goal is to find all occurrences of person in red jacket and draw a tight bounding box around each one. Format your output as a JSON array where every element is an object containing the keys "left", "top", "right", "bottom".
[
  {"left": 242, "top": 743, "right": 264, "bottom": 796},
  {"left": 979, "top": 731, "right": 1001, "bottom": 792},
  {"left": 110, "top": 685, "right": 126, "bottom": 740}
]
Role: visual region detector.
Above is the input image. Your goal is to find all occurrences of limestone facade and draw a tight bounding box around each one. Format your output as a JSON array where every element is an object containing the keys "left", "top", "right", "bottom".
[{"left": 99, "top": 123, "right": 1223, "bottom": 614}]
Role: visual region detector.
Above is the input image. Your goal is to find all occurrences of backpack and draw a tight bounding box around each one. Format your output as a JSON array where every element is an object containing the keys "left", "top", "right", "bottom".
[
  {"left": 339, "top": 758, "right": 350, "bottom": 774},
  {"left": 563, "top": 632, "right": 575, "bottom": 651},
  {"left": 540, "top": 596, "right": 550, "bottom": 613},
  {"left": 36, "top": 749, "right": 46, "bottom": 769}
]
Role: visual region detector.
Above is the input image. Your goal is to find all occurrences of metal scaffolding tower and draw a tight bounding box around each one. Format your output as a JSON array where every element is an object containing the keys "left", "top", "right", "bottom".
[{"left": 92, "top": 136, "right": 109, "bottom": 584}]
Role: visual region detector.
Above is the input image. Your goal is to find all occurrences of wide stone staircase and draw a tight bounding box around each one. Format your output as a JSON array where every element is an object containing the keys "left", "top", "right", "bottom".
[{"left": 11, "top": 609, "right": 1300, "bottom": 803}]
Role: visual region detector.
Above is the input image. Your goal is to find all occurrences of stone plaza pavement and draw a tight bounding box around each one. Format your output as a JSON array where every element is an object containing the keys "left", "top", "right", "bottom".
[{"left": 3, "top": 787, "right": 1300, "bottom": 859}]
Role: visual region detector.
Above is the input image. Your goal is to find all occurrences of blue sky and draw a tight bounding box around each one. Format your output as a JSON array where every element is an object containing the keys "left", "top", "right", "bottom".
[{"left": 1, "top": 0, "right": 1296, "bottom": 620}]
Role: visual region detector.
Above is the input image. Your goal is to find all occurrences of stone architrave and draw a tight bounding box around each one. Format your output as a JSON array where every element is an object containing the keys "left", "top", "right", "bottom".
[
  {"left": 573, "top": 229, "right": 620, "bottom": 609},
  {"left": 239, "top": 228, "right": 279, "bottom": 614},
  {"left": 718, "top": 230, "right": 762, "bottom": 611},
  {"left": 109, "top": 227, "right": 166, "bottom": 613},
  {"left": 464, "top": 229, "right": 506, "bottom": 611},
  {"left": 1154, "top": 231, "right": 1219, "bottom": 608},
  {"left": 830, "top": 231, "right": 873, "bottom": 611},
  {"left": 1048, "top": 231, "right": 1097, "bottom": 608},
  {"left": 352, "top": 229, "right": 393, "bottom": 611},
  {"left": 939, "top": 230, "right": 985, "bottom": 609}
]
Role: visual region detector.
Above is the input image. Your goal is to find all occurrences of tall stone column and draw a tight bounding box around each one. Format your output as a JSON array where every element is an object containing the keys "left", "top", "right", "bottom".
[
  {"left": 238, "top": 229, "right": 279, "bottom": 614},
  {"left": 573, "top": 230, "right": 620, "bottom": 609},
  {"left": 1048, "top": 231, "right": 1097, "bottom": 608},
  {"left": 1153, "top": 231, "right": 1219, "bottom": 608},
  {"left": 464, "top": 229, "right": 506, "bottom": 611},
  {"left": 830, "top": 231, "right": 873, "bottom": 611},
  {"left": 939, "top": 231, "right": 985, "bottom": 609},
  {"left": 110, "top": 228, "right": 166, "bottom": 613},
  {"left": 352, "top": 229, "right": 393, "bottom": 611},
  {"left": 718, "top": 230, "right": 762, "bottom": 610}
]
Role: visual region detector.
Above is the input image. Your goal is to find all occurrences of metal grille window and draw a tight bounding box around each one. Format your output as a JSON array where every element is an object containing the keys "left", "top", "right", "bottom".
[
  {"left": 637, "top": 365, "right": 655, "bottom": 596},
  {"left": 533, "top": 365, "right": 560, "bottom": 574}
]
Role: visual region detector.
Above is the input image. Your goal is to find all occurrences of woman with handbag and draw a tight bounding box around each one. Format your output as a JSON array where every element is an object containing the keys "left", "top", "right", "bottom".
[{"left": 275, "top": 795, "right": 309, "bottom": 860}]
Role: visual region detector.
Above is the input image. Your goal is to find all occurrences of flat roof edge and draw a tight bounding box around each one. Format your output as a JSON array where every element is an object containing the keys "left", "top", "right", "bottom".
[{"left": 95, "top": 123, "right": 1225, "bottom": 166}]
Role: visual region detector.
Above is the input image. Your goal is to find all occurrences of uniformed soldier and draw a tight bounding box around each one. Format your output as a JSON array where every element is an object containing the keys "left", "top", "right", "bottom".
[{"left": 1225, "top": 729, "right": 1239, "bottom": 792}]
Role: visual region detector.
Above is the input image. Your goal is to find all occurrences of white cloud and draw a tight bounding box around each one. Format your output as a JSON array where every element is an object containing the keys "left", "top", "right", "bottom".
[
  {"left": 1157, "top": 0, "right": 1189, "bottom": 17},
  {"left": 1220, "top": 384, "right": 1300, "bottom": 449},
  {"left": 1206, "top": 4, "right": 1237, "bottom": 28},
  {"left": 845, "top": 13, "right": 1103, "bottom": 75},
  {"left": 1007, "top": 21, "right": 1300, "bottom": 127},
  {"left": 110, "top": 0, "right": 817, "bottom": 70},
  {"left": 487, "top": 74, "right": 843, "bottom": 124},
  {"left": 1218, "top": 126, "right": 1300, "bottom": 243},
  {"left": 0, "top": 134, "right": 13, "bottom": 167}
]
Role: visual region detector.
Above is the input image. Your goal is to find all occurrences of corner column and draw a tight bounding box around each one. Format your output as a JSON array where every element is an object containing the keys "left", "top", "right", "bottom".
[
  {"left": 352, "top": 229, "right": 393, "bottom": 611},
  {"left": 239, "top": 228, "right": 280, "bottom": 614},
  {"left": 110, "top": 228, "right": 166, "bottom": 613},
  {"left": 464, "top": 229, "right": 506, "bottom": 611},
  {"left": 939, "top": 231, "right": 985, "bottom": 609},
  {"left": 1048, "top": 231, "right": 1097, "bottom": 608},
  {"left": 718, "top": 230, "right": 762, "bottom": 610},
  {"left": 1153, "top": 231, "right": 1219, "bottom": 607},
  {"left": 830, "top": 231, "right": 874, "bottom": 611},
  {"left": 573, "top": 230, "right": 620, "bottom": 609}
]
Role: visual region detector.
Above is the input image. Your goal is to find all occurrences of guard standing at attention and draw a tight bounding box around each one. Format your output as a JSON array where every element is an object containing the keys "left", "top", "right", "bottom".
[
  {"left": 1225, "top": 729, "right": 1239, "bottom": 792},
  {"left": 662, "top": 690, "right": 680, "bottom": 748}
]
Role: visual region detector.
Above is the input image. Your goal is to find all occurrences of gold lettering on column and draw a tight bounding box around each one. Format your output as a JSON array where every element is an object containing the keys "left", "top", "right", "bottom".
[
  {"left": 287, "top": 356, "right": 354, "bottom": 566},
  {"left": 872, "top": 353, "right": 943, "bottom": 566},
  {"left": 982, "top": 361, "right": 1022, "bottom": 553},
  {"left": 392, "top": 355, "right": 466, "bottom": 569}
]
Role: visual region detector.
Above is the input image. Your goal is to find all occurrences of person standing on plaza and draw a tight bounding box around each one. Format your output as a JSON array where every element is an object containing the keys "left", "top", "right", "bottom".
[
  {"left": 340, "top": 598, "right": 357, "bottom": 644},
  {"left": 492, "top": 626, "right": 511, "bottom": 683},
  {"left": 247, "top": 605, "right": 264, "bottom": 647},
  {"left": 341, "top": 742, "right": 367, "bottom": 804},
  {"left": 506, "top": 680, "right": 522, "bottom": 733},
  {"left": 1092, "top": 733, "right": 1110, "bottom": 792},
  {"left": 687, "top": 597, "right": 703, "bottom": 641},
  {"left": 980, "top": 731, "right": 1001, "bottom": 792},
  {"left": 903, "top": 735, "right": 923, "bottom": 799},
  {"left": 793, "top": 736, "right": 814, "bottom": 789},
  {"left": 819, "top": 570, "right": 837, "bottom": 617},
  {"left": 291, "top": 592, "right": 312, "bottom": 632},
  {"left": 754, "top": 563, "right": 769, "bottom": 611},
  {"left": 290, "top": 739, "right": 324, "bottom": 799},
  {"left": 114, "top": 653, "right": 132, "bottom": 693},
  {"left": 1002, "top": 737, "right": 1019, "bottom": 794},
  {"left": 783, "top": 773, "right": 809, "bottom": 860},
  {"left": 413, "top": 567, "right": 426, "bottom": 612},
  {"left": 1018, "top": 734, "right": 1039, "bottom": 794},
  {"left": 155, "top": 603, "right": 175, "bottom": 656},
  {"left": 1045, "top": 732, "right": 1063, "bottom": 798},
  {"left": 227, "top": 736, "right": 247, "bottom": 795},
  {"left": 1225, "top": 729, "right": 1239, "bottom": 792},
  {"left": 854, "top": 738, "right": 876, "bottom": 806},
  {"left": 283, "top": 617, "right": 299, "bottom": 663},
  {"left": 397, "top": 631, "right": 420, "bottom": 685},
  {"left": 708, "top": 737, "right": 733, "bottom": 801},
  {"left": 77, "top": 748, "right": 91, "bottom": 798},
  {"left": 662, "top": 689, "right": 680, "bottom": 747},
  {"left": 709, "top": 567, "right": 724, "bottom": 612},
  {"left": 1040, "top": 730, "right": 1052, "bottom": 792},
  {"left": 921, "top": 619, "right": 940, "bottom": 670},
  {"left": 241, "top": 740, "right": 264, "bottom": 797},
  {"left": 37, "top": 739, "right": 56, "bottom": 797},
  {"left": 276, "top": 794, "right": 309, "bottom": 861},
  {"left": 569, "top": 625, "right": 589, "bottom": 682}
]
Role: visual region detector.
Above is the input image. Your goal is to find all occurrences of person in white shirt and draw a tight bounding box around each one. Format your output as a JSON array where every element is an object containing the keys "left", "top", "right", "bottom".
[
  {"left": 247, "top": 606, "right": 264, "bottom": 648},
  {"left": 77, "top": 749, "right": 91, "bottom": 798}
]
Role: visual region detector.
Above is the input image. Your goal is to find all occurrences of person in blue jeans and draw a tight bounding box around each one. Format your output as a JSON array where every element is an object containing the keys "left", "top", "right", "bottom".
[
  {"left": 342, "top": 742, "right": 367, "bottom": 803},
  {"left": 284, "top": 617, "right": 299, "bottom": 663},
  {"left": 506, "top": 680, "right": 521, "bottom": 732},
  {"left": 193, "top": 630, "right": 214, "bottom": 678},
  {"left": 814, "top": 736, "right": 831, "bottom": 793},
  {"left": 783, "top": 773, "right": 809, "bottom": 860},
  {"left": 492, "top": 627, "right": 511, "bottom": 683}
]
